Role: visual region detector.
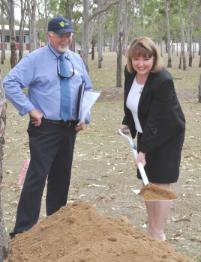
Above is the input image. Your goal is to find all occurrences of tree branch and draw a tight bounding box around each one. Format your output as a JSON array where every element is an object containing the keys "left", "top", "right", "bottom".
[
  {"left": 1, "top": 0, "right": 10, "bottom": 15},
  {"left": 88, "top": 0, "right": 119, "bottom": 22}
]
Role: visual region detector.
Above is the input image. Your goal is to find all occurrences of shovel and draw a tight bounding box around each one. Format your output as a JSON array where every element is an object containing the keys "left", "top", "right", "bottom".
[{"left": 118, "top": 129, "right": 177, "bottom": 201}]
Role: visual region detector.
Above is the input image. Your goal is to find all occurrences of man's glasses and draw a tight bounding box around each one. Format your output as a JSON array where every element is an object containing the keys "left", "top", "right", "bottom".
[{"left": 57, "top": 56, "right": 75, "bottom": 79}]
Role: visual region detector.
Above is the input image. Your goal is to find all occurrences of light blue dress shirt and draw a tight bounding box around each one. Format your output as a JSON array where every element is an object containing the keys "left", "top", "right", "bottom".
[{"left": 3, "top": 44, "right": 93, "bottom": 121}]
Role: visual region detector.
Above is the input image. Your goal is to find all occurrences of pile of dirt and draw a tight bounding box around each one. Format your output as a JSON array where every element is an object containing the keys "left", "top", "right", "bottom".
[{"left": 6, "top": 202, "right": 189, "bottom": 262}]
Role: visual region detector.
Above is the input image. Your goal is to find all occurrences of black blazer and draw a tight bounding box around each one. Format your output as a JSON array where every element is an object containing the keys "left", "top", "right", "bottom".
[{"left": 122, "top": 67, "right": 185, "bottom": 154}]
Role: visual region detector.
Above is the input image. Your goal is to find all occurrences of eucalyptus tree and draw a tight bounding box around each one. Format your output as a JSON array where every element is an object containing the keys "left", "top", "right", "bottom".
[
  {"left": 0, "top": 74, "right": 8, "bottom": 262},
  {"left": 178, "top": 0, "right": 187, "bottom": 70},
  {"left": 1, "top": 0, "right": 17, "bottom": 68},
  {"left": 19, "top": 0, "right": 28, "bottom": 60},
  {"left": 28, "top": 0, "right": 38, "bottom": 51},
  {"left": 199, "top": 40, "right": 201, "bottom": 67},
  {"left": 104, "top": 6, "right": 118, "bottom": 52},
  {"left": 82, "top": 0, "right": 119, "bottom": 68},
  {"left": 97, "top": 0, "right": 104, "bottom": 68},
  {"left": 0, "top": 4, "right": 6, "bottom": 65},
  {"left": 116, "top": 0, "right": 125, "bottom": 87},
  {"left": 164, "top": 0, "right": 171, "bottom": 67},
  {"left": 199, "top": 74, "right": 201, "bottom": 102}
]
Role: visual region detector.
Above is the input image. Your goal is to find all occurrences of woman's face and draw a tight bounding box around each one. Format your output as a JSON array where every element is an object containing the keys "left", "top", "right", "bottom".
[{"left": 131, "top": 55, "right": 154, "bottom": 77}]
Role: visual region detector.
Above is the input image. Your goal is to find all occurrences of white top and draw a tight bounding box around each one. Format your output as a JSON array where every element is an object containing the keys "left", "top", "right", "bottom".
[{"left": 126, "top": 78, "right": 144, "bottom": 133}]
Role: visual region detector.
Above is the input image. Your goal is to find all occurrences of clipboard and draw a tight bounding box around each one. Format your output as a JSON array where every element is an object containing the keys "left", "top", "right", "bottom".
[{"left": 77, "top": 82, "right": 101, "bottom": 123}]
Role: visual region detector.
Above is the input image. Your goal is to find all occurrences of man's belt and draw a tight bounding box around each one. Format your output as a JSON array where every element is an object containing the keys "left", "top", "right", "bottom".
[{"left": 42, "top": 118, "right": 78, "bottom": 127}]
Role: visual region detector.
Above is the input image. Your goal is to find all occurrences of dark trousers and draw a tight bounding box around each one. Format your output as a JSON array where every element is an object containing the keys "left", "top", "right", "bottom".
[{"left": 12, "top": 119, "right": 77, "bottom": 235}]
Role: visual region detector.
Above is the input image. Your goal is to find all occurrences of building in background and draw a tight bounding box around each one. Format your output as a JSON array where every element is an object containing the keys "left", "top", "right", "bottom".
[{"left": 0, "top": 25, "right": 29, "bottom": 50}]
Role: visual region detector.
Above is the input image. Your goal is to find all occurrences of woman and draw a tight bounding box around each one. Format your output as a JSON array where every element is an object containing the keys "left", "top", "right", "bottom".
[{"left": 120, "top": 36, "right": 185, "bottom": 241}]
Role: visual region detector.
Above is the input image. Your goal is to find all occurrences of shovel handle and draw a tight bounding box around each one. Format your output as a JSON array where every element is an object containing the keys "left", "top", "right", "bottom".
[
  {"left": 118, "top": 129, "right": 149, "bottom": 186},
  {"left": 137, "top": 162, "right": 149, "bottom": 186},
  {"left": 130, "top": 147, "right": 149, "bottom": 186}
]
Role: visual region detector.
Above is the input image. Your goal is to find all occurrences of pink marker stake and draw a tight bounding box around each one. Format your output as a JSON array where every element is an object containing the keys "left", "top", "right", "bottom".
[{"left": 18, "top": 159, "right": 30, "bottom": 186}]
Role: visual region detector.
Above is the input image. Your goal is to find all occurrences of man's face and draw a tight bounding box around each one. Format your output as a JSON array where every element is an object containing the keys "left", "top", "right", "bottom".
[{"left": 48, "top": 32, "right": 73, "bottom": 53}]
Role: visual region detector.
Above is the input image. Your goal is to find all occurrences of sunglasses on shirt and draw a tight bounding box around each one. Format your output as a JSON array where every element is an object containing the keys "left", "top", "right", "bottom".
[{"left": 57, "top": 56, "right": 75, "bottom": 79}]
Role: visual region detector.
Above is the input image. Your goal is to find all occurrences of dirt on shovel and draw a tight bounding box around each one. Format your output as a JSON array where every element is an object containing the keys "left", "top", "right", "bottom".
[{"left": 139, "top": 184, "right": 177, "bottom": 201}]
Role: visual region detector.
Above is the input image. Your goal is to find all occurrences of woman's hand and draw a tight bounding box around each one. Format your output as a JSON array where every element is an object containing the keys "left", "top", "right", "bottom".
[{"left": 136, "top": 151, "right": 146, "bottom": 167}]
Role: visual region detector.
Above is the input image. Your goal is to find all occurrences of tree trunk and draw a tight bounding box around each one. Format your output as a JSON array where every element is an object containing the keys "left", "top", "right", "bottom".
[
  {"left": 160, "top": 35, "right": 163, "bottom": 57},
  {"left": 176, "top": 42, "right": 179, "bottom": 56},
  {"left": 187, "top": 3, "right": 193, "bottom": 66},
  {"left": 179, "top": 0, "right": 187, "bottom": 70},
  {"left": 140, "top": 0, "right": 145, "bottom": 35},
  {"left": 9, "top": 0, "right": 17, "bottom": 68},
  {"left": 97, "top": 0, "right": 104, "bottom": 68},
  {"left": 192, "top": 42, "right": 195, "bottom": 58},
  {"left": 0, "top": 75, "right": 8, "bottom": 261},
  {"left": 164, "top": 0, "right": 172, "bottom": 68},
  {"left": 0, "top": 7, "right": 6, "bottom": 65},
  {"left": 116, "top": 0, "right": 124, "bottom": 88},
  {"left": 180, "top": 18, "right": 187, "bottom": 70},
  {"left": 178, "top": 52, "right": 182, "bottom": 69},
  {"left": 44, "top": 0, "right": 49, "bottom": 30},
  {"left": 91, "top": 38, "right": 96, "bottom": 60},
  {"left": 198, "top": 74, "right": 201, "bottom": 103},
  {"left": 122, "top": 0, "right": 128, "bottom": 56},
  {"left": 82, "top": 0, "right": 89, "bottom": 69},
  {"left": 111, "top": 34, "right": 117, "bottom": 52},
  {"left": 10, "top": 38, "right": 17, "bottom": 69},
  {"left": 188, "top": 25, "right": 193, "bottom": 67},
  {"left": 19, "top": 0, "right": 27, "bottom": 61},
  {"left": 199, "top": 39, "right": 201, "bottom": 67},
  {"left": 64, "top": 0, "right": 73, "bottom": 19},
  {"left": 29, "top": 0, "right": 37, "bottom": 52}
]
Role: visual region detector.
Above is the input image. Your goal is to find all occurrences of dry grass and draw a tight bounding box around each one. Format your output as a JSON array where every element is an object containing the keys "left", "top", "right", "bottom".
[{"left": 1, "top": 51, "right": 201, "bottom": 261}]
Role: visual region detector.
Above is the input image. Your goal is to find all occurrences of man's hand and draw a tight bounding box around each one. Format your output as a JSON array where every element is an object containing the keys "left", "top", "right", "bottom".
[
  {"left": 136, "top": 152, "right": 146, "bottom": 167},
  {"left": 29, "top": 109, "right": 43, "bottom": 127},
  {"left": 119, "top": 124, "right": 130, "bottom": 135},
  {"left": 75, "top": 123, "right": 87, "bottom": 132}
]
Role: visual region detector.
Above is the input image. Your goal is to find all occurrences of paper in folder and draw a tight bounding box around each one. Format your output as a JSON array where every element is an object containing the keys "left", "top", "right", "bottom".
[
  {"left": 80, "top": 91, "right": 100, "bottom": 123},
  {"left": 79, "top": 90, "right": 101, "bottom": 123}
]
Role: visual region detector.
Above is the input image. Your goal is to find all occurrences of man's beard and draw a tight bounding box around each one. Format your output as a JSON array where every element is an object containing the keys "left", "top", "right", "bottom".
[{"left": 58, "top": 45, "right": 69, "bottom": 53}]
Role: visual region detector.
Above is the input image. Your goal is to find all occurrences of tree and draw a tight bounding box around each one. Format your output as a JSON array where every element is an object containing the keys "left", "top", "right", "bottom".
[
  {"left": 199, "top": 40, "right": 201, "bottom": 67},
  {"left": 1, "top": 0, "right": 17, "bottom": 68},
  {"left": 19, "top": 0, "right": 28, "bottom": 61},
  {"left": 82, "top": 0, "right": 118, "bottom": 68},
  {"left": 0, "top": 74, "right": 8, "bottom": 261},
  {"left": 164, "top": 0, "right": 172, "bottom": 67},
  {"left": 0, "top": 5, "right": 6, "bottom": 65},
  {"left": 186, "top": 1, "right": 195, "bottom": 67},
  {"left": 122, "top": 0, "right": 128, "bottom": 56},
  {"left": 116, "top": 0, "right": 124, "bottom": 88},
  {"left": 199, "top": 74, "right": 201, "bottom": 102},
  {"left": 82, "top": 0, "right": 90, "bottom": 69},
  {"left": 97, "top": 0, "right": 104, "bottom": 68},
  {"left": 178, "top": 0, "right": 187, "bottom": 70},
  {"left": 28, "top": 0, "right": 38, "bottom": 51}
]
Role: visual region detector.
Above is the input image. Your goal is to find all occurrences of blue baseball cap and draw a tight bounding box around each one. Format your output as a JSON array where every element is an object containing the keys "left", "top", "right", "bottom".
[{"left": 48, "top": 16, "right": 74, "bottom": 35}]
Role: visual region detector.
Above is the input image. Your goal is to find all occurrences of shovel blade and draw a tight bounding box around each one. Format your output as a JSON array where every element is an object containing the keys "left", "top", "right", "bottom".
[{"left": 139, "top": 184, "right": 177, "bottom": 201}]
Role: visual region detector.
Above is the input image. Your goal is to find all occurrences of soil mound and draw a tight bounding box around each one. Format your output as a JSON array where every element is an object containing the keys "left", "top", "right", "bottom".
[{"left": 6, "top": 202, "right": 189, "bottom": 262}]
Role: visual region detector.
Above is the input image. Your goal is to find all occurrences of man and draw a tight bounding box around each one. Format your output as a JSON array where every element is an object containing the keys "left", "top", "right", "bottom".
[{"left": 3, "top": 16, "right": 92, "bottom": 238}]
